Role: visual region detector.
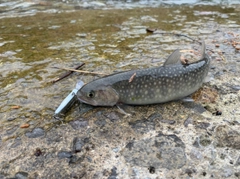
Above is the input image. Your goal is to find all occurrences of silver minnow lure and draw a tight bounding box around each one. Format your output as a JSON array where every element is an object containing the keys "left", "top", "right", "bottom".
[{"left": 77, "top": 41, "right": 210, "bottom": 106}]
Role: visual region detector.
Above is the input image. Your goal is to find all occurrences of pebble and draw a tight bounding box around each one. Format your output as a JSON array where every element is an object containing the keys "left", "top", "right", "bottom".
[
  {"left": 106, "top": 112, "right": 120, "bottom": 122},
  {"left": 25, "top": 128, "right": 45, "bottom": 138},
  {"left": 69, "top": 119, "right": 88, "bottom": 130},
  {"left": 196, "top": 122, "right": 210, "bottom": 129},
  {"left": 160, "top": 119, "right": 176, "bottom": 124},
  {"left": 184, "top": 117, "right": 193, "bottom": 127},
  {"left": 72, "top": 137, "right": 84, "bottom": 153},
  {"left": 222, "top": 167, "right": 233, "bottom": 178},
  {"left": 11, "top": 137, "right": 22, "bottom": 148},
  {"left": 108, "top": 166, "right": 117, "bottom": 179},
  {"left": 57, "top": 151, "right": 73, "bottom": 159},
  {"left": 69, "top": 155, "right": 84, "bottom": 165},
  {"left": 215, "top": 125, "right": 240, "bottom": 149},
  {"left": 231, "top": 85, "right": 240, "bottom": 91},
  {"left": 235, "top": 45, "right": 240, "bottom": 50},
  {"left": 183, "top": 103, "right": 206, "bottom": 113},
  {"left": 94, "top": 118, "right": 106, "bottom": 127},
  {"left": 15, "top": 171, "right": 28, "bottom": 179}
]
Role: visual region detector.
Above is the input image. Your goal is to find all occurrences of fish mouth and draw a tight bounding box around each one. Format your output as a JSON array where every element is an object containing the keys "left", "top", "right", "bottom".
[{"left": 77, "top": 93, "right": 97, "bottom": 106}]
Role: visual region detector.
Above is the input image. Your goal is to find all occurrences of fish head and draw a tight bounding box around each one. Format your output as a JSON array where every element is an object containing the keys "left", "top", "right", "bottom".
[{"left": 77, "top": 83, "right": 119, "bottom": 106}]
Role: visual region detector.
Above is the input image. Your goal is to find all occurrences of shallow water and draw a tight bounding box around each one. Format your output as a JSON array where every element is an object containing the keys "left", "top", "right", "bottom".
[{"left": 0, "top": 0, "right": 240, "bottom": 141}]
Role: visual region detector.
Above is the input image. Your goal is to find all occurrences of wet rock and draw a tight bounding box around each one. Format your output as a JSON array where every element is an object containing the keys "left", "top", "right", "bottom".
[
  {"left": 121, "top": 133, "right": 186, "bottom": 169},
  {"left": 57, "top": 151, "right": 73, "bottom": 159},
  {"left": 25, "top": 128, "right": 44, "bottom": 138},
  {"left": 7, "top": 116, "right": 17, "bottom": 121},
  {"left": 6, "top": 126, "right": 18, "bottom": 135},
  {"left": 15, "top": 171, "right": 28, "bottom": 179},
  {"left": 69, "top": 119, "right": 88, "bottom": 130},
  {"left": 72, "top": 137, "right": 84, "bottom": 153},
  {"left": 214, "top": 125, "right": 240, "bottom": 149},
  {"left": 129, "top": 118, "right": 155, "bottom": 134},
  {"left": 108, "top": 166, "right": 117, "bottom": 179}
]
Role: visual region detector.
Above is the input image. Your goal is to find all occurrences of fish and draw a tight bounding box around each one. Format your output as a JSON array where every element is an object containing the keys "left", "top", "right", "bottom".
[{"left": 77, "top": 40, "right": 210, "bottom": 106}]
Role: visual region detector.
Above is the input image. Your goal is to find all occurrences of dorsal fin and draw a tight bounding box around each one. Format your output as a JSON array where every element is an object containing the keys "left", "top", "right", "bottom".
[
  {"left": 163, "top": 49, "right": 181, "bottom": 66},
  {"left": 200, "top": 40, "right": 206, "bottom": 59}
]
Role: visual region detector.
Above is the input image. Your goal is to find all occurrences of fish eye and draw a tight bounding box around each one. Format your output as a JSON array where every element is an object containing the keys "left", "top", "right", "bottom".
[{"left": 87, "top": 90, "right": 95, "bottom": 98}]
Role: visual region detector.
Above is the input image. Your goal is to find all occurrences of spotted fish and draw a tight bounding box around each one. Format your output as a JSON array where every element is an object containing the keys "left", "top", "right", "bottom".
[{"left": 77, "top": 41, "right": 210, "bottom": 106}]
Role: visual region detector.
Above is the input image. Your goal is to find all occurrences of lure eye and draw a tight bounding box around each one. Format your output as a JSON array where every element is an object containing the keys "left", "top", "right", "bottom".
[{"left": 87, "top": 90, "right": 95, "bottom": 98}]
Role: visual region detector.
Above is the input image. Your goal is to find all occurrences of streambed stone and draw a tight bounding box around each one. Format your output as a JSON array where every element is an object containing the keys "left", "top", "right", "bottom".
[{"left": 25, "top": 128, "right": 45, "bottom": 138}]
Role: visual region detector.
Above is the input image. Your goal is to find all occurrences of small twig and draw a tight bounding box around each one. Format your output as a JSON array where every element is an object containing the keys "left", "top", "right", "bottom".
[
  {"left": 54, "top": 67, "right": 108, "bottom": 75},
  {"left": 50, "top": 63, "right": 85, "bottom": 83}
]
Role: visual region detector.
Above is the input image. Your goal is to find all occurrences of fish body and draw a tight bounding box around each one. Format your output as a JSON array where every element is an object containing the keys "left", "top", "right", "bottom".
[{"left": 77, "top": 41, "right": 210, "bottom": 106}]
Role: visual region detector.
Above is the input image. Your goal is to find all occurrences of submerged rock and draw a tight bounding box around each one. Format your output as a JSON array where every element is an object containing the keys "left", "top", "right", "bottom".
[
  {"left": 25, "top": 128, "right": 45, "bottom": 138},
  {"left": 69, "top": 119, "right": 88, "bottom": 130}
]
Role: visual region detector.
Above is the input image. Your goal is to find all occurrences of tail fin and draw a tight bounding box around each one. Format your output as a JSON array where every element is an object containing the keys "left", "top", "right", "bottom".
[{"left": 200, "top": 40, "right": 206, "bottom": 59}]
